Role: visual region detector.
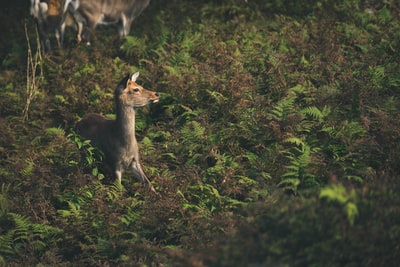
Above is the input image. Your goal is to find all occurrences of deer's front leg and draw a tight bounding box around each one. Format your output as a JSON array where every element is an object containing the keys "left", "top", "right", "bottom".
[
  {"left": 115, "top": 167, "right": 123, "bottom": 185},
  {"left": 131, "top": 161, "right": 156, "bottom": 192}
]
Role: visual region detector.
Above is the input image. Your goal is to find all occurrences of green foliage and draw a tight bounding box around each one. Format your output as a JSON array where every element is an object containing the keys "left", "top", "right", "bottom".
[
  {"left": 268, "top": 94, "right": 297, "bottom": 122},
  {"left": 279, "top": 137, "right": 319, "bottom": 192},
  {"left": 0, "top": 208, "right": 62, "bottom": 263},
  {"left": 68, "top": 131, "right": 104, "bottom": 178},
  {"left": 320, "top": 183, "right": 358, "bottom": 225},
  {"left": 120, "top": 36, "right": 147, "bottom": 57},
  {"left": 178, "top": 183, "right": 243, "bottom": 220},
  {"left": 301, "top": 105, "right": 331, "bottom": 123},
  {"left": 0, "top": 184, "right": 10, "bottom": 216},
  {"left": 179, "top": 120, "right": 208, "bottom": 166},
  {"left": 1, "top": 0, "right": 400, "bottom": 265}
]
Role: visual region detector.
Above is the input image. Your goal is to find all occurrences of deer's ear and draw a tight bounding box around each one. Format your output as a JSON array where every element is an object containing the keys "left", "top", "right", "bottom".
[{"left": 131, "top": 72, "right": 140, "bottom": 82}]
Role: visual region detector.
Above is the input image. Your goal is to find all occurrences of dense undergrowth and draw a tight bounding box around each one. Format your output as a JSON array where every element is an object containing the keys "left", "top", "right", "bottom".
[{"left": 1, "top": 0, "right": 400, "bottom": 266}]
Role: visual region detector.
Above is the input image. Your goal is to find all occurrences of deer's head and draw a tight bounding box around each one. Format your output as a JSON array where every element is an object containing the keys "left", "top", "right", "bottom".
[{"left": 116, "top": 72, "right": 159, "bottom": 108}]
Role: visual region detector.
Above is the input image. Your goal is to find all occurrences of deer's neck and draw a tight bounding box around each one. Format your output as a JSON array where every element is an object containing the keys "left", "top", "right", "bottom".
[{"left": 116, "top": 105, "right": 136, "bottom": 144}]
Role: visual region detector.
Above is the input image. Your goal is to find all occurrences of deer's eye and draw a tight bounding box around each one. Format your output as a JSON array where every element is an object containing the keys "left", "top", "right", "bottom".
[{"left": 134, "top": 88, "right": 140, "bottom": 92}]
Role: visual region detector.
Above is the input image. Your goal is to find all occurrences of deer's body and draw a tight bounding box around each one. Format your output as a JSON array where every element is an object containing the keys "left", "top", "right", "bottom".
[
  {"left": 30, "top": 0, "right": 150, "bottom": 52},
  {"left": 67, "top": 0, "right": 150, "bottom": 44},
  {"left": 30, "top": 0, "right": 78, "bottom": 52},
  {"left": 76, "top": 72, "right": 159, "bottom": 192}
]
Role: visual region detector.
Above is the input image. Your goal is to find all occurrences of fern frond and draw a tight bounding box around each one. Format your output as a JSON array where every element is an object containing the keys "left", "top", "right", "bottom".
[
  {"left": 181, "top": 121, "right": 206, "bottom": 143},
  {"left": 268, "top": 96, "right": 296, "bottom": 121},
  {"left": 321, "top": 126, "right": 338, "bottom": 137},
  {"left": 140, "top": 136, "right": 155, "bottom": 156},
  {"left": 320, "top": 183, "right": 358, "bottom": 225},
  {"left": 368, "top": 65, "right": 385, "bottom": 85},
  {"left": 283, "top": 137, "right": 305, "bottom": 148},
  {"left": 341, "top": 121, "right": 366, "bottom": 141},
  {"left": 0, "top": 184, "right": 10, "bottom": 214},
  {"left": 301, "top": 106, "right": 323, "bottom": 122},
  {"left": 164, "top": 65, "right": 182, "bottom": 77},
  {"left": 30, "top": 239, "right": 47, "bottom": 252},
  {"left": 236, "top": 175, "right": 258, "bottom": 187},
  {"left": 278, "top": 178, "right": 301, "bottom": 188},
  {"left": 323, "top": 121, "right": 365, "bottom": 143},
  {"left": 20, "top": 159, "right": 35, "bottom": 177},
  {"left": 106, "top": 182, "right": 124, "bottom": 201},
  {"left": 10, "top": 213, "right": 30, "bottom": 242},
  {"left": 320, "top": 184, "right": 348, "bottom": 204},
  {"left": 206, "top": 90, "right": 228, "bottom": 103},
  {"left": 45, "top": 127, "right": 65, "bottom": 136},
  {"left": 289, "top": 84, "right": 307, "bottom": 95},
  {"left": 120, "top": 36, "right": 147, "bottom": 57},
  {"left": 96, "top": 238, "right": 113, "bottom": 257},
  {"left": 0, "top": 231, "right": 14, "bottom": 256},
  {"left": 345, "top": 202, "right": 359, "bottom": 225}
]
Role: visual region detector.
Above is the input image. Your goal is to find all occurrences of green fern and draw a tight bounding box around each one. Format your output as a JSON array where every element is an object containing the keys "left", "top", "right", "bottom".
[
  {"left": 206, "top": 153, "right": 239, "bottom": 183},
  {"left": 283, "top": 137, "right": 306, "bottom": 148},
  {"left": 140, "top": 136, "right": 156, "bottom": 156},
  {"left": 119, "top": 201, "right": 143, "bottom": 226},
  {"left": 106, "top": 181, "right": 125, "bottom": 201},
  {"left": 11, "top": 213, "right": 30, "bottom": 242},
  {"left": 57, "top": 190, "right": 90, "bottom": 215},
  {"left": 181, "top": 121, "right": 206, "bottom": 144},
  {"left": 20, "top": 159, "right": 35, "bottom": 177},
  {"left": 320, "top": 183, "right": 358, "bottom": 225},
  {"left": 321, "top": 120, "right": 366, "bottom": 144},
  {"left": 164, "top": 65, "right": 182, "bottom": 78},
  {"left": 0, "top": 184, "right": 10, "bottom": 215},
  {"left": 152, "top": 25, "right": 170, "bottom": 56},
  {"left": 301, "top": 105, "right": 331, "bottom": 123},
  {"left": 120, "top": 36, "right": 147, "bottom": 57},
  {"left": 0, "top": 231, "right": 14, "bottom": 257},
  {"left": 206, "top": 90, "right": 228, "bottom": 104},
  {"left": 270, "top": 84, "right": 305, "bottom": 118},
  {"left": 179, "top": 107, "right": 204, "bottom": 123},
  {"left": 179, "top": 183, "right": 242, "bottom": 216},
  {"left": 179, "top": 120, "right": 208, "bottom": 166},
  {"left": 95, "top": 238, "right": 114, "bottom": 257},
  {"left": 68, "top": 131, "right": 104, "bottom": 179},
  {"left": 0, "top": 212, "right": 62, "bottom": 260},
  {"left": 45, "top": 127, "right": 65, "bottom": 137},
  {"left": 279, "top": 137, "right": 319, "bottom": 192},
  {"left": 268, "top": 95, "right": 296, "bottom": 121},
  {"left": 368, "top": 65, "right": 385, "bottom": 86}
]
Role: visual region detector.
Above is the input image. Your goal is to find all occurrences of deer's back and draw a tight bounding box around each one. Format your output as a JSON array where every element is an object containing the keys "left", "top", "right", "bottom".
[
  {"left": 77, "top": 0, "right": 150, "bottom": 22},
  {"left": 76, "top": 113, "right": 113, "bottom": 146}
]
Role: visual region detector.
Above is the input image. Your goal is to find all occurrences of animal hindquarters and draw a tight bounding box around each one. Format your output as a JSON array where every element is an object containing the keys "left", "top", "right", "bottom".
[
  {"left": 75, "top": 113, "right": 110, "bottom": 143},
  {"left": 68, "top": 0, "right": 151, "bottom": 44}
]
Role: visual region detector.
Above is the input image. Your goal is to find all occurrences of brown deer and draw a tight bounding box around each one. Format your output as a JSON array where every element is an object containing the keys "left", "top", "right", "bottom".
[
  {"left": 30, "top": 0, "right": 150, "bottom": 52},
  {"left": 30, "top": 0, "right": 79, "bottom": 53},
  {"left": 76, "top": 72, "right": 159, "bottom": 192},
  {"left": 67, "top": 0, "right": 151, "bottom": 45}
]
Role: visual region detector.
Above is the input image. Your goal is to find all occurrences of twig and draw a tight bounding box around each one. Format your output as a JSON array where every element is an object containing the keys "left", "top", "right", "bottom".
[{"left": 23, "top": 22, "right": 43, "bottom": 122}]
